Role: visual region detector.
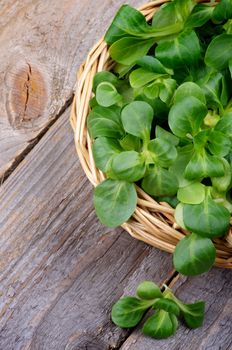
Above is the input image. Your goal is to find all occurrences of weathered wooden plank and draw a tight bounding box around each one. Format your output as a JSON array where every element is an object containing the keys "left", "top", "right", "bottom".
[
  {"left": 0, "top": 0, "right": 143, "bottom": 178},
  {"left": 0, "top": 108, "right": 173, "bottom": 350},
  {"left": 120, "top": 268, "right": 232, "bottom": 350}
]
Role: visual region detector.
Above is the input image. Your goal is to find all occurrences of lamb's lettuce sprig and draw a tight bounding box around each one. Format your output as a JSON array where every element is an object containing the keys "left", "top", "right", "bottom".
[
  {"left": 91, "top": 99, "right": 179, "bottom": 228},
  {"left": 129, "top": 56, "right": 176, "bottom": 104},
  {"left": 104, "top": 1, "right": 199, "bottom": 66},
  {"left": 111, "top": 281, "right": 205, "bottom": 339}
]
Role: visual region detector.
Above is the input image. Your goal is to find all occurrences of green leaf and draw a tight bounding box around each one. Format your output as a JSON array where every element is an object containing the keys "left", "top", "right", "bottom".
[
  {"left": 94, "top": 179, "right": 137, "bottom": 227},
  {"left": 143, "top": 78, "right": 176, "bottom": 103},
  {"left": 211, "top": 187, "right": 232, "bottom": 213},
  {"left": 168, "top": 97, "right": 207, "bottom": 138},
  {"left": 136, "top": 281, "right": 163, "bottom": 300},
  {"left": 200, "top": 72, "right": 227, "bottom": 111},
  {"left": 136, "top": 56, "right": 173, "bottom": 74},
  {"left": 105, "top": 3, "right": 183, "bottom": 47},
  {"left": 205, "top": 34, "right": 232, "bottom": 71},
  {"left": 89, "top": 96, "right": 98, "bottom": 109},
  {"left": 211, "top": 158, "right": 232, "bottom": 192},
  {"left": 155, "top": 126, "right": 179, "bottom": 146},
  {"left": 174, "top": 203, "right": 187, "bottom": 229},
  {"left": 129, "top": 68, "right": 165, "bottom": 89},
  {"left": 117, "top": 81, "right": 134, "bottom": 105},
  {"left": 193, "top": 130, "right": 209, "bottom": 152},
  {"left": 173, "top": 233, "right": 216, "bottom": 276},
  {"left": 224, "top": 19, "right": 232, "bottom": 34},
  {"left": 221, "top": 72, "right": 230, "bottom": 108},
  {"left": 133, "top": 94, "right": 157, "bottom": 111},
  {"left": 152, "top": 0, "right": 195, "bottom": 29},
  {"left": 229, "top": 58, "right": 232, "bottom": 76},
  {"left": 184, "top": 150, "right": 224, "bottom": 180},
  {"left": 183, "top": 196, "right": 230, "bottom": 238},
  {"left": 153, "top": 299, "right": 180, "bottom": 316},
  {"left": 169, "top": 146, "right": 194, "bottom": 187},
  {"left": 169, "top": 293, "right": 206, "bottom": 329},
  {"left": 96, "top": 82, "right": 122, "bottom": 107},
  {"left": 185, "top": 4, "right": 214, "bottom": 28},
  {"left": 156, "top": 30, "right": 201, "bottom": 69},
  {"left": 215, "top": 112, "right": 232, "bottom": 137},
  {"left": 119, "top": 134, "right": 142, "bottom": 152},
  {"left": 92, "top": 137, "right": 122, "bottom": 172},
  {"left": 147, "top": 138, "right": 177, "bottom": 167},
  {"left": 111, "top": 151, "right": 146, "bottom": 182},
  {"left": 114, "top": 63, "right": 134, "bottom": 78},
  {"left": 142, "top": 167, "right": 178, "bottom": 197},
  {"left": 212, "top": 0, "right": 232, "bottom": 22},
  {"left": 92, "top": 71, "right": 119, "bottom": 92},
  {"left": 143, "top": 80, "right": 160, "bottom": 99},
  {"left": 110, "top": 37, "right": 155, "bottom": 65},
  {"left": 164, "top": 290, "right": 206, "bottom": 328},
  {"left": 207, "top": 131, "right": 231, "bottom": 157},
  {"left": 112, "top": 296, "right": 153, "bottom": 328},
  {"left": 143, "top": 310, "right": 178, "bottom": 339},
  {"left": 173, "top": 82, "right": 206, "bottom": 104},
  {"left": 152, "top": 2, "right": 180, "bottom": 29},
  {"left": 159, "top": 78, "right": 177, "bottom": 105},
  {"left": 144, "top": 78, "right": 176, "bottom": 106},
  {"left": 173, "top": 0, "right": 197, "bottom": 22},
  {"left": 87, "top": 106, "right": 123, "bottom": 139},
  {"left": 104, "top": 5, "right": 151, "bottom": 44},
  {"left": 121, "top": 101, "right": 153, "bottom": 141},
  {"left": 181, "top": 302, "right": 205, "bottom": 329},
  {"left": 177, "top": 182, "right": 205, "bottom": 204},
  {"left": 107, "top": 5, "right": 185, "bottom": 65}
]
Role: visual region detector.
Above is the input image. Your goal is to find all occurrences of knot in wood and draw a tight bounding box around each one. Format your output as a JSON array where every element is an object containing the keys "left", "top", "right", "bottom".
[{"left": 5, "top": 61, "right": 47, "bottom": 132}]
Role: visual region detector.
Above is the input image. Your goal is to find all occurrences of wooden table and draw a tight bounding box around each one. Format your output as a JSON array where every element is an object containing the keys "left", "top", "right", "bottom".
[{"left": 0, "top": 1, "right": 232, "bottom": 349}]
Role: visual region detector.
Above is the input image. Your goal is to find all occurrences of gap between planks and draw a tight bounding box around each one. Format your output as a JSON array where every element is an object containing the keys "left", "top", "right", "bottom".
[{"left": 0, "top": 94, "right": 73, "bottom": 185}]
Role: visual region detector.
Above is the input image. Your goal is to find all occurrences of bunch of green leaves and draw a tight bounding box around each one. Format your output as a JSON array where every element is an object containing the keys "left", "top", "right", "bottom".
[
  {"left": 88, "top": 0, "right": 232, "bottom": 278},
  {"left": 112, "top": 281, "right": 205, "bottom": 339},
  {"left": 90, "top": 96, "right": 179, "bottom": 227},
  {"left": 129, "top": 56, "right": 177, "bottom": 105},
  {"left": 104, "top": 0, "right": 197, "bottom": 67}
]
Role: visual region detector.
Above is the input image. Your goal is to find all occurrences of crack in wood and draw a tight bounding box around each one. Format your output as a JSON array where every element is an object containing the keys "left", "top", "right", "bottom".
[
  {"left": 22, "top": 62, "right": 32, "bottom": 121},
  {"left": 161, "top": 270, "right": 179, "bottom": 290}
]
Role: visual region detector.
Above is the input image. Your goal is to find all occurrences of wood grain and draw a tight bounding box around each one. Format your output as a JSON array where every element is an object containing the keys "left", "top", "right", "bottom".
[
  {"left": 0, "top": 0, "right": 143, "bottom": 179},
  {"left": 0, "top": 108, "right": 173, "bottom": 350},
  {"left": 1, "top": 1, "right": 231, "bottom": 349},
  {"left": 120, "top": 268, "right": 232, "bottom": 350}
]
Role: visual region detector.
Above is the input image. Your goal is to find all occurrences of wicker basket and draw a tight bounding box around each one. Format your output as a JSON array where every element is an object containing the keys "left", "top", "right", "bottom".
[{"left": 70, "top": 0, "right": 232, "bottom": 269}]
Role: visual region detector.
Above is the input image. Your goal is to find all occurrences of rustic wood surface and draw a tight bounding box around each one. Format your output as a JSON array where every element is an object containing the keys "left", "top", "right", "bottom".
[
  {"left": 0, "top": 108, "right": 174, "bottom": 350},
  {"left": 0, "top": 1, "right": 231, "bottom": 349},
  {"left": 0, "top": 0, "right": 142, "bottom": 179}
]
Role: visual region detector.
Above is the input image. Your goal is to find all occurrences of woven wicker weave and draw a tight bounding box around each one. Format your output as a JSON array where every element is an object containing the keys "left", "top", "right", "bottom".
[{"left": 70, "top": 0, "right": 232, "bottom": 269}]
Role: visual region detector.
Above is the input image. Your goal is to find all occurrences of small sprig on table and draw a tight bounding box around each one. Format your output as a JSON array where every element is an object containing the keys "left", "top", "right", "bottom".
[{"left": 112, "top": 281, "right": 205, "bottom": 339}]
